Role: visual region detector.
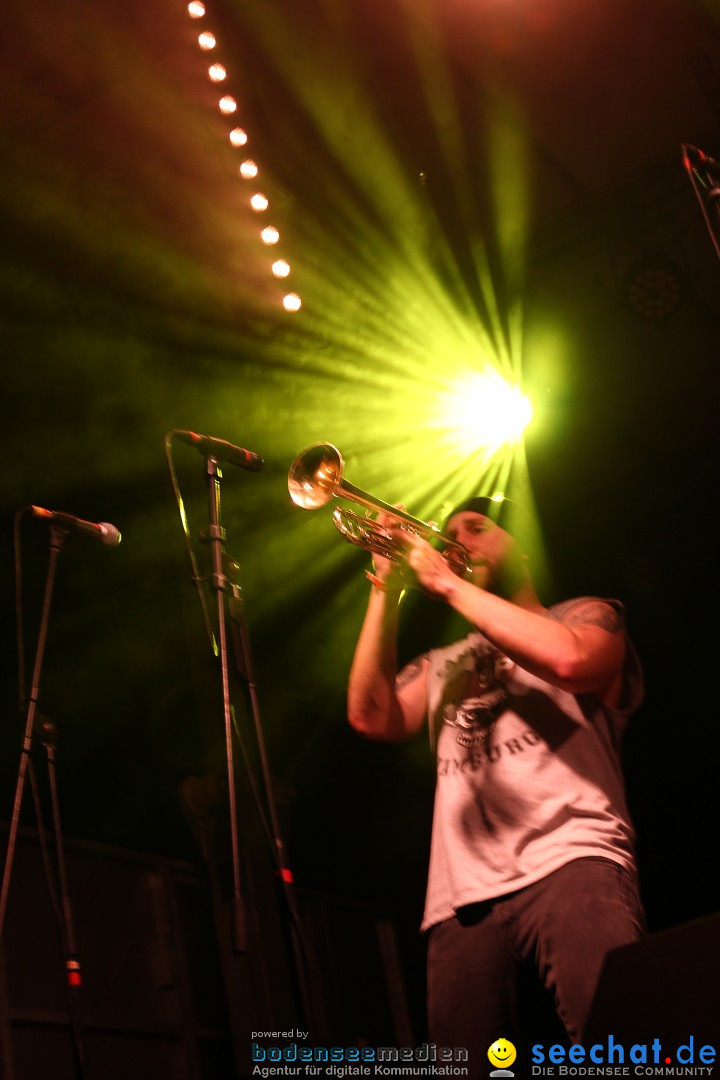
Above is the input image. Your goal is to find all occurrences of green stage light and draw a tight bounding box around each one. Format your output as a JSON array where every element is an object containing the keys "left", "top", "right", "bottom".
[{"left": 432, "top": 368, "right": 533, "bottom": 460}]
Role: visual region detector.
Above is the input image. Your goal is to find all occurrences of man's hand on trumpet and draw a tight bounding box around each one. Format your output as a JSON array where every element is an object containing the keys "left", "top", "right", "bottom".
[
  {"left": 364, "top": 506, "right": 410, "bottom": 595},
  {"left": 401, "top": 532, "right": 459, "bottom": 600},
  {"left": 366, "top": 507, "right": 459, "bottom": 601}
]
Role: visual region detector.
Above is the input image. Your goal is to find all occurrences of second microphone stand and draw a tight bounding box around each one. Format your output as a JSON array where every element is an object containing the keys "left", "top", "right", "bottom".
[{"left": 202, "top": 457, "right": 317, "bottom": 1035}]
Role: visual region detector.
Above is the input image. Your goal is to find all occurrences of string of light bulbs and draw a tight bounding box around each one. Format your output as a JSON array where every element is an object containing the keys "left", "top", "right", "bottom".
[{"left": 187, "top": 0, "right": 302, "bottom": 312}]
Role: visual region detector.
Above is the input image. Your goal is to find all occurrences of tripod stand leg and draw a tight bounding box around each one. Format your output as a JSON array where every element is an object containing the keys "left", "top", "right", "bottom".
[
  {"left": 1, "top": 527, "right": 89, "bottom": 1078},
  {"left": 43, "top": 741, "right": 88, "bottom": 1077},
  {"left": 0, "top": 529, "right": 64, "bottom": 945}
]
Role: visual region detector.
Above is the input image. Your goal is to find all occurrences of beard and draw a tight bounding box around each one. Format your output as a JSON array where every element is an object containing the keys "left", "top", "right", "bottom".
[{"left": 475, "top": 547, "right": 529, "bottom": 601}]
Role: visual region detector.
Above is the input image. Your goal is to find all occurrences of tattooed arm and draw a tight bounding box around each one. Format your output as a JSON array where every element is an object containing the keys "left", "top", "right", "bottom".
[
  {"left": 561, "top": 600, "right": 623, "bottom": 636},
  {"left": 347, "top": 585, "right": 428, "bottom": 741},
  {"left": 554, "top": 599, "right": 626, "bottom": 705},
  {"left": 440, "top": 585, "right": 626, "bottom": 702},
  {"left": 396, "top": 529, "right": 626, "bottom": 701}
]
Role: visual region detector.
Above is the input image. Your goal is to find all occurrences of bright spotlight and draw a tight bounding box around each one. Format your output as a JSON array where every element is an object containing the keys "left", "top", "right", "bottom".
[
  {"left": 188, "top": 1, "right": 205, "bottom": 17},
  {"left": 261, "top": 227, "right": 280, "bottom": 244},
  {"left": 239, "top": 160, "right": 258, "bottom": 179},
  {"left": 435, "top": 370, "right": 533, "bottom": 457},
  {"left": 283, "top": 293, "right": 302, "bottom": 312},
  {"left": 208, "top": 63, "right": 227, "bottom": 82},
  {"left": 229, "top": 127, "right": 248, "bottom": 147},
  {"left": 272, "top": 259, "right": 291, "bottom": 278},
  {"left": 198, "top": 31, "right": 216, "bottom": 50},
  {"left": 250, "top": 193, "right": 269, "bottom": 211},
  {"left": 218, "top": 95, "right": 237, "bottom": 114}
]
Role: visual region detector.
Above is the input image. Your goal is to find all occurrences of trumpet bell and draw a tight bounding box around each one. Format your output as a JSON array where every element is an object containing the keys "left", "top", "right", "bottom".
[{"left": 288, "top": 442, "right": 344, "bottom": 510}]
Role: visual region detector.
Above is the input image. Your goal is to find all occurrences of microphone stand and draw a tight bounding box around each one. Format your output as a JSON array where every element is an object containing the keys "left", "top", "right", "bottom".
[
  {"left": 202, "top": 458, "right": 317, "bottom": 1035},
  {"left": 683, "top": 143, "right": 720, "bottom": 263},
  {"left": 0, "top": 525, "right": 88, "bottom": 1080},
  {"left": 223, "top": 559, "right": 318, "bottom": 1036},
  {"left": 204, "top": 457, "right": 246, "bottom": 953}
]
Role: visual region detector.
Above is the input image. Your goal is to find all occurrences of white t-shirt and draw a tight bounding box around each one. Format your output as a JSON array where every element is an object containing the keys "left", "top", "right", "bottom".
[{"left": 417, "top": 598, "right": 644, "bottom": 932}]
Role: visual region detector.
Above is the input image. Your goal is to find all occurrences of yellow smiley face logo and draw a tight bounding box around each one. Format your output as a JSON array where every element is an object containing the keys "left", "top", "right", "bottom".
[{"left": 488, "top": 1038, "right": 517, "bottom": 1069}]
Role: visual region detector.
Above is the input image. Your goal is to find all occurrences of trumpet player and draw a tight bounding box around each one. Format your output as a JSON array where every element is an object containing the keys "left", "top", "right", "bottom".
[{"left": 347, "top": 497, "right": 645, "bottom": 1066}]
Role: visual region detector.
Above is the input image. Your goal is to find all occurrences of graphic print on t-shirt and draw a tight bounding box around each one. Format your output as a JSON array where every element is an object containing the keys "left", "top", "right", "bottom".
[{"left": 440, "top": 644, "right": 515, "bottom": 749}]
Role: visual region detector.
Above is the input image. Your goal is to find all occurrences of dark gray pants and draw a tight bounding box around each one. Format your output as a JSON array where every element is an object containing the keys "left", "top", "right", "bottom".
[{"left": 427, "top": 857, "right": 646, "bottom": 1075}]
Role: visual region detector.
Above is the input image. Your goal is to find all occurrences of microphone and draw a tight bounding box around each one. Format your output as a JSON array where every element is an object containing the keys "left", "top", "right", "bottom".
[
  {"left": 682, "top": 143, "right": 720, "bottom": 175},
  {"left": 31, "top": 507, "right": 122, "bottom": 546},
  {"left": 174, "top": 430, "right": 263, "bottom": 471}
]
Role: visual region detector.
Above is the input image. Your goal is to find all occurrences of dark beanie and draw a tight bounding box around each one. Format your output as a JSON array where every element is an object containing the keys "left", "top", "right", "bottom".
[{"left": 441, "top": 496, "right": 509, "bottom": 533}]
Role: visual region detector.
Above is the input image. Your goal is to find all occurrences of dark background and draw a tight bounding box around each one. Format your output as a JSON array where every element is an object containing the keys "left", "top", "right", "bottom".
[{"left": 1, "top": 0, "right": 720, "bottom": 1053}]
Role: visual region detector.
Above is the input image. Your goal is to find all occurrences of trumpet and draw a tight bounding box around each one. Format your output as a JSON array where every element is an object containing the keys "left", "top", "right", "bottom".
[{"left": 288, "top": 442, "right": 471, "bottom": 575}]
